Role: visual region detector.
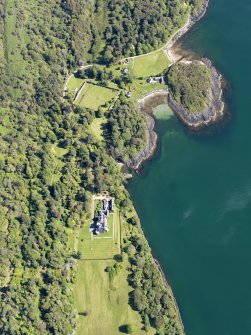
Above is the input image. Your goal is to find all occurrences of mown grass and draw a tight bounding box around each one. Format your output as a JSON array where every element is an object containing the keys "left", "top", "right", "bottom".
[
  {"left": 67, "top": 55, "right": 168, "bottom": 107},
  {"left": 73, "top": 260, "right": 155, "bottom": 335},
  {"left": 70, "top": 202, "right": 155, "bottom": 335},
  {"left": 132, "top": 50, "right": 169, "bottom": 78},
  {"left": 67, "top": 76, "right": 85, "bottom": 94},
  {"left": 75, "top": 83, "right": 118, "bottom": 110},
  {"left": 89, "top": 117, "right": 106, "bottom": 141},
  {"left": 130, "top": 79, "right": 167, "bottom": 100}
]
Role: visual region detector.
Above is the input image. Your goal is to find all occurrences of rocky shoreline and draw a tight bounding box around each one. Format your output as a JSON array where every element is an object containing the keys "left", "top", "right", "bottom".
[
  {"left": 131, "top": 0, "right": 226, "bottom": 169},
  {"left": 130, "top": 55, "right": 225, "bottom": 169},
  {"left": 168, "top": 58, "right": 225, "bottom": 129},
  {"left": 166, "top": 0, "right": 209, "bottom": 62},
  {"left": 127, "top": 90, "right": 169, "bottom": 170},
  {"left": 128, "top": 55, "right": 226, "bottom": 169},
  {"left": 154, "top": 258, "right": 185, "bottom": 334},
  {"left": 127, "top": 110, "right": 158, "bottom": 170}
]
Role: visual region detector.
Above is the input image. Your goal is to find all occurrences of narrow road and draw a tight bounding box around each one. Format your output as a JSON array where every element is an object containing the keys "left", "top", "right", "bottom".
[
  {"left": 63, "top": 17, "right": 191, "bottom": 95},
  {"left": 63, "top": 0, "right": 209, "bottom": 96}
]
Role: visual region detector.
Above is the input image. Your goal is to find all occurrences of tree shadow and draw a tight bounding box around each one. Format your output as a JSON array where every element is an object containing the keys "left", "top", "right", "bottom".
[{"left": 118, "top": 324, "right": 128, "bottom": 333}]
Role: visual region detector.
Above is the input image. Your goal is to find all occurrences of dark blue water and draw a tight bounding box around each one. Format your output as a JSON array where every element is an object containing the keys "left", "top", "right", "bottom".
[{"left": 128, "top": 1, "right": 251, "bottom": 334}]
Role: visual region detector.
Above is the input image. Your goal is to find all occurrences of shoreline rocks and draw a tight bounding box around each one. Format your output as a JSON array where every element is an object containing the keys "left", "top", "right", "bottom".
[
  {"left": 167, "top": 58, "right": 225, "bottom": 129},
  {"left": 130, "top": 59, "right": 225, "bottom": 168},
  {"left": 127, "top": 111, "right": 158, "bottom": 170},
  {"left": 128, "top": 55, "right": 225, "bottom": 170},
  {"left": 166, "top": 0, "right": 210, "bottom": 62},
  {"left": 130, "top": 0, "right": 226, "bottom": 169},
  {"left": 127, "top": 90, "right": 170, "bottom": 170},
  {"left": 154, "top": 258, "right": 185, "bottom": 334}
]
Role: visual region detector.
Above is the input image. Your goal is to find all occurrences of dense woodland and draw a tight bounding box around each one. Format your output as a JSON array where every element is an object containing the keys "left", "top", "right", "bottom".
[
  {"left": 123, "top": 220, "right": 184, "bottom": 335},
  {"left": 89, "top": 0, "right": 203, "bottom": 63},
  {"left": 0, "top": 0, "right": 201, "bottom": 334},
  {"left": 166, "top": 61, "right": 212, "bottom": 113},
  {"left": 106, "top": 99, "right": 148, "bottom": 162}
]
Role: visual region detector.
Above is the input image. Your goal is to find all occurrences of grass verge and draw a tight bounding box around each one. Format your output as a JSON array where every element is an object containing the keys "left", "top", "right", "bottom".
[{"left": 132, "top": 50, "right": 169, "bottom": 78}]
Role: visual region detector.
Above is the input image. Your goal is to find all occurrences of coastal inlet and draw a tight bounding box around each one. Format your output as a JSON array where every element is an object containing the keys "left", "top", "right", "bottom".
[{"left": 129, "top": 57, "right": 226, "bottom": 170}]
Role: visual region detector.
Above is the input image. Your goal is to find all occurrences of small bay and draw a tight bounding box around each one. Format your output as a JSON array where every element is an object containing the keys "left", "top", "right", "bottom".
[
  {"left": 128, "top": 0, "right": 251, "bottom": 334},
  {"left": 152, "top": 104, "right": 174, "bottom": 120}
]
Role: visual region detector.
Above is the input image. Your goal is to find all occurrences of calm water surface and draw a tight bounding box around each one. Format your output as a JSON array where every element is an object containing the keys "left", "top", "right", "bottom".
[{"left": 128, "top": 1, "right": 251, "bottom": 334}]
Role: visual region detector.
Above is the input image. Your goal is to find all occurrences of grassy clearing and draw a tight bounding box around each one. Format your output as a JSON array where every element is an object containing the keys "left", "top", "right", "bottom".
[
  {"left": 67, "top": 76, "right": 85, "bottom": 94},
  {"left": 75, "top": 83, "right": 118, "bottom": 110},
  {"left": 73, "top": 260, "right": 154, "bottom": 335},
  {"left": 3, "top": 0, "right": 27, "bottom": 99},
  {"left": 77, "top": 206, "right": 120, "bottom": 260},
  {"left": 130, "top": 79, "right": 167, "bottom": 100},
  {"left": 51, "top": 143, "right": 68, "bottom": 158},
  {"left": 89, "top": 117, "right": 106, "bottom": 141},
  {"left": 67, "top": 55, "right": 168, "bottom": 107},
  {"left": 132, "top": 50, "right": 169, "bottom": 78},
  {"left": 49, "top": 143, "right": 68, "bottom": 184},
  {"left": 4, "top": 0, "right": 27, "bottom": 76}
]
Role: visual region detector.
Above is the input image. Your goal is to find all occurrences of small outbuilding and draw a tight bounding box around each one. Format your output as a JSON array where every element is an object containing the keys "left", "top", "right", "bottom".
[
  {"left": 122, "top": 68, "right": 128, "bottom": 75},
  {"left": 147, "top": 76, "right": 165, "bottom": 84},
  {"left": 125, "top": 91, "right": 132, "bottom": 98}
]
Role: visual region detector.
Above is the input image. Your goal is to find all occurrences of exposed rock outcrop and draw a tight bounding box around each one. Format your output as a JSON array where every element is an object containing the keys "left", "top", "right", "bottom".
[{"left": 167, "top": 58, "right": 225, "bottom": 129}]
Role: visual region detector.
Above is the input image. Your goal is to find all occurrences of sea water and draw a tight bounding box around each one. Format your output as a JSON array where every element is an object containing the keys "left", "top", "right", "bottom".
[{"left": 128, "top": 0, "right": 251, "bottom": 334}]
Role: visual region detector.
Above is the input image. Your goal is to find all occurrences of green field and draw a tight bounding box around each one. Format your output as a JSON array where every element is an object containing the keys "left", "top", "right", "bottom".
[
  {"left": 73, "top": 260, "right": 155, "bottom": 335},
  {"left": 131, "top": 78, "right": 167, "bottom": 100},
  {"left": 72, "top": 198, "right": 156, "bottom": 334},
  {"left": 132, "top": 50, "right": 169, "bottom": 78},
  {"left": 89, "top": 117, "right": 106, "bottom": 141},
  {"left": 74, "top": 83, "right": 118, "bottom": 110},
  {"left": 67, "top": 75, "right": 85, "bottom": 94}
]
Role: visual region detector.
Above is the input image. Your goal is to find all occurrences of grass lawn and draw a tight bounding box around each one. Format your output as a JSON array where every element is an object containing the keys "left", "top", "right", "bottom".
[
  {"left": 67, "top": 75, "right": 85, "bottom": 94},
  {"left": 77, "top": 205, "right": 120, "bottom": 260},
  {"left": 71, "top": 200, "right": 155, "bottom": 335},
  {"left": 89, "top": 117, "right": 106, "bottom": 141},
  {"left": 132, "top": 50, "right": 169, "bottom": 78},
  {"left": 73, "top": 260, "right": 155, "bottom": 335},
  {"left": 130, "top": 79, "right": 167, "bottom": 100},
  {"left": 74, "top": 83, "right": 118, "bottom": 110}
]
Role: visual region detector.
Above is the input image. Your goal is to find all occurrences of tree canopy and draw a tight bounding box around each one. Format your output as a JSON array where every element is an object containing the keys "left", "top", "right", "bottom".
[
  {"left": 0, "top": 0, "right": 204, "bottom": 333},
  {"left": 106, "top": 98, "right": 147, "bottom": 163},
  {"left": 166, "top": 61, "right": 212, "bottom": 113}
]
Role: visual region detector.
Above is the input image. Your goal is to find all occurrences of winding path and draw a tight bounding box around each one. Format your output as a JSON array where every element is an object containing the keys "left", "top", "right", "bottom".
[{"left": 63, "top": 0, "right": 210, "bottom": 95}]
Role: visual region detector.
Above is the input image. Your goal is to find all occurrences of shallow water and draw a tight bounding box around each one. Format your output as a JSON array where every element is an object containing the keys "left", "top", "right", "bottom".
[
  {"left": 128, "top": 1, "right": 251, "bottom": 334},
  {"left": 152, "top": 104, "right": 173, "bottom": 120}
]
